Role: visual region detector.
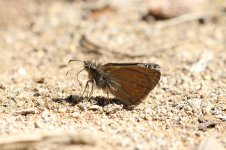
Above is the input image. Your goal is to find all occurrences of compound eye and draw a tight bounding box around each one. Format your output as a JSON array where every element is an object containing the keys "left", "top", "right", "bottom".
[{"left": 91, "top": 63, "right": 96, "bottom": 68}]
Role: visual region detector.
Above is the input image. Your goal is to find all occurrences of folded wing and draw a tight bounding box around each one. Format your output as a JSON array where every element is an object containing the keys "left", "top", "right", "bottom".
[{"left": 102, "top": 63, "right": 161, "bottom": 105}]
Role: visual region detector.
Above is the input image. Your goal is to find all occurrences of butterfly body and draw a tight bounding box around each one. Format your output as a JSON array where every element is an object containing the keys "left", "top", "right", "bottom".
[
  {"left": 84, "top": 61, "right": 114, "bottom": 90},
  {"left": 81, "top": 61, "right": 161, "bottom": 105}
]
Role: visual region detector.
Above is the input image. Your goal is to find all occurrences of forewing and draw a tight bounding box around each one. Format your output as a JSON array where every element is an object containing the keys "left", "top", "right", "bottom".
[{"left": 102, "top": 63, "right": 161, "bottom": 105}]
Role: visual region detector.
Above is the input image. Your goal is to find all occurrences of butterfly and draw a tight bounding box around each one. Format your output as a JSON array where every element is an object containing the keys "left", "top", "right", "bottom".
[{"left": 68, "top": 60, "right": 161, "bottom": 105}]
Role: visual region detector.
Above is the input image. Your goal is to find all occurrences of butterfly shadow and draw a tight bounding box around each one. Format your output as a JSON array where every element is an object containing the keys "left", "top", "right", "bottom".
[{"left": 52, "top": 95, "right": 130, "bottom": 108}]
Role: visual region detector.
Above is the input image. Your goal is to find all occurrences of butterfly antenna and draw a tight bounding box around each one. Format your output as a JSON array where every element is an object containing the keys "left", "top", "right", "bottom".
[
  {"left": 76, "top": 68, "right": 85, "bottom": 90},
  {"left": 68, "top": 59, "right": 84, "bottom": 65},
  {"left": 66, "top": 66, "right": 83, "bottom": 76}
]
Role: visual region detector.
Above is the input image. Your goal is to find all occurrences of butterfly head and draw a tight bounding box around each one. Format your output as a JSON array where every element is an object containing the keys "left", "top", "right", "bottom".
[{"left": 84, "top": 61, "right": 97, "bottom": 71}]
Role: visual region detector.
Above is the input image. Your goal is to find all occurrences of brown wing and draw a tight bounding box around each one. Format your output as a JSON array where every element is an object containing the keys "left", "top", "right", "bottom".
[{"left": 102, "top": 63, "right": 161, "bottom": 105}]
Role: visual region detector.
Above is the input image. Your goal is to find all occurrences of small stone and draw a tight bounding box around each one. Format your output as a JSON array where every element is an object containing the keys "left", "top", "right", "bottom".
[
  {"left": 58, "top": 107, "right": 67, "bottom": 113},
  {"left": 0, "top": 84, "right": 6, "bottom": 90},
  {"left": 88, "top": 105, "right": 101, "bottom": 111},
  {"left": 18, "top": 68, "right": 27, "bottom": 76},
  {"left": 190, "top": 51, "right": 214, "bottom": 74},
  {"left": 215, "top": 115, "right": 226, "bottom": 121},
  {"left": 201, "top": 100, "right": 213, "bottom": 114},
  {"left": 77, "top": 104, "right": 87, "bottom": 111},
  {"left": 34, "top": 120, "right": 43, "bottom": 128},
  {"left": 15, "top": 109, "right": 36, "bottom": 116},
  {"left": 71, "top": 112, "right": 80, "bottom": 118},
  {"left": 198, "top": 117, "right": 216, "bottom": 130},
  {"left": 103, "top": 104, "right": 122, "bottom": 114},
  {"left": 188, "top": 98, "right": 202, "bottom": 112},
  {"left": 34, "top": 77, "right": 45, "bottom": 83},
  {"left": 34, "top": 92, "right": 41, "bottom": 97}
]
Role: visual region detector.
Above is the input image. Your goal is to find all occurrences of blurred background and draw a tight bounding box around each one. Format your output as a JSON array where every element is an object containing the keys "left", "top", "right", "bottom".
[{"left": 0, "top": 0, "right": 225, "bottom": 149}]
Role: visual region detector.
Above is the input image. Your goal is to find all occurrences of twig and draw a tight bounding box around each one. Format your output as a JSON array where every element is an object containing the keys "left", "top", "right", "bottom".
[
  {"left": 155, "top": 11, "right": 226, "bottom": 28},
  {"left": 79, "top": 34, "right": 176, "bottom": 58}
]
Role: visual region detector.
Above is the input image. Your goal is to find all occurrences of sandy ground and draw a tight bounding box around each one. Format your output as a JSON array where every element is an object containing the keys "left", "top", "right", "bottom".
[{"left": 0, "top": 0, "right": 225, "bottom": 149}]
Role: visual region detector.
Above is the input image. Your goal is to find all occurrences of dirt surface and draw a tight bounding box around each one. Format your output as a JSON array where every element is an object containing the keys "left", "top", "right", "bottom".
[{"left": 0, "top": 0, "right": 226, "bottom": 149}]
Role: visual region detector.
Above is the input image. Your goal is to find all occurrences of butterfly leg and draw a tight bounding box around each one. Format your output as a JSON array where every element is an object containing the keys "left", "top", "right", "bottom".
[
  {"left": 82, "top": 80, "right": 94, "bottom": 101},
  {"left": 88, "top": 79, "right": 95, "bottom": 100},
  {"left": 76, "top": 69, "right": 85, "bottom": 91},
  {"left": 106, "top": 89, "right": 110, "bottom": 104},
  {"left": 82, "top": 80, "right": 92, "bottom": 97}
]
